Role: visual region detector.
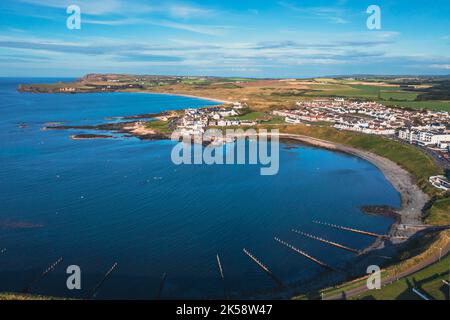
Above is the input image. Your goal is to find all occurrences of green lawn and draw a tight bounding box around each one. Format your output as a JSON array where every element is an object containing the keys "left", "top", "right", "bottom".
[
  {"left": 301, "top": 83, "right": 450, "bottom": 112},
  {"left": 226, "top": 111, "right": 266, "bottom": 121},
  {"left": 144, "top": 120, "right": 171, "bottom": 133},
  {"left": 353, "top": 254, "right": 449, "bottom": 300},
  {"left": 425, "top": 197, "right": 450, "bottom": 225},
  {"left": 261, "top": 115, "right": 285, "bottom": 124}
]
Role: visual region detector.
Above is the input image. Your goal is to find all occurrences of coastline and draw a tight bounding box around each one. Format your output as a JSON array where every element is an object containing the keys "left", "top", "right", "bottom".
[
  {"left": 132, "top": 90, "right": 232, "bottom": 105},
  {"left": 277, "top": 133, "right": 429, "bottom": 242},
  {"left": 44, "top": 92, "right": 429, "bottom": 248},
  {"left": 125, "top": 91, "right": 431, "bottom": 239}
]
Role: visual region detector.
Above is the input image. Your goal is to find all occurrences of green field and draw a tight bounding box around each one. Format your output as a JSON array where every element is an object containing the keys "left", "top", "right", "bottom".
[
  {"left": 305, "top": 84, "right": 407, "bottom": 99},
  {"left": 226, "top": 111, "right": 266, "bottom": 120},
  {"left": 261, "top": 115, "right": 285, "bottom": 124},
  {"left": 425, "top": 197, "right": 450, "bottom": 225},
  {"left": 380, "top": 100, "right": 450, "bottom": 112},
  {"left": 300, "top": 82, "right": 450, "bottom": 112},
  {"left": 379, "top": 90, "right": 418, "bottom": 101},
  {"left": 144, "top": 120, "right": 171, "bottom": 133},
  {"left": 353, "top": 254, "right": 449, "bottom": 300}
]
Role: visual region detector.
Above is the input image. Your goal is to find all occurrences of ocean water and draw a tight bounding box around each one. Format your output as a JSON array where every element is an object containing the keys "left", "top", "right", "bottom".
[{"left": 0, "top": 78, "right": 400, "bottom": 299}]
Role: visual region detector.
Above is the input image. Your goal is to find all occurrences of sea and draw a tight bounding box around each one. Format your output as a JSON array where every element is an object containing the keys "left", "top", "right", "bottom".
[{"left": 0, "top": 78, "right": 400, "bottom": 299}]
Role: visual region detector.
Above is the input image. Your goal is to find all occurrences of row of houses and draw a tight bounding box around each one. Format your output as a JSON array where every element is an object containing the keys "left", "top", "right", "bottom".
[
  {"left": 334, "top": 122, "right": 396, "bottom": 135},
  {"left": 398, "top": 127, "right": 450, "bottom": 149},
  {"left": 274, "top": 99, "right": 450, "bottom": 141},
  {"left": 176, "top": 102, "right": 253, "bottom": 135}
]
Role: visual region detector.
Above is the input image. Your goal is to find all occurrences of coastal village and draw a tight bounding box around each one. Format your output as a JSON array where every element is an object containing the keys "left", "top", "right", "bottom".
[
  {"left": 273, "top": 98, "right": 450, "bottom": 146},
  {"left": 173, "top": 97, "right": 450, "bottom": 150},
  {"left": 167, "top": 97, "right": 450, "bottom": 190},
  {"left": 173, "top": 101, "right": 257, "bottom": 136}
]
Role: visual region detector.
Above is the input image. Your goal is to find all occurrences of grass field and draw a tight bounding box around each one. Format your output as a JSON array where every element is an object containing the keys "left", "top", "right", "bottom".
[
  {"left": 425, "top": 197, "right": 450, "bottom": 225},
  {"left": 379, "top": 90, "right": 418, "bottom": 101},
  {"left": 305, "top": 83, "right": 405, "bottom": 98},
  {"left": 226, "top": 111, "right": 266, "bottom": 121},
  {"left": 380, "top": 100, "right": 450, "bottom": 112},
  {"left": 144, "top": 120, "right": 171, "bottom": 133}
]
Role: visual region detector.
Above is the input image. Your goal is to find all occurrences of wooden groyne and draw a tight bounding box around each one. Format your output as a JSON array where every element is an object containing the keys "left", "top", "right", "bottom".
[
  {"left": 24, "top": 257, "right": 63, "bottom": 293},
  {"left": 274, "top": 237, "right": 337, "bottom": 272},
  {"left": 312, "top": 220, "right": 387, "bottom": 239},
  {"left": 292, "top": 229, "right": 360, "bottom": 254},
  {"left": 216, "top": 254, "right": 224, "bottom": 279},
  {"left": 89, "top": 262, "right": 118, "bottom": 299},
  {"left": 243, "top": 248, "right": 284, "bottom": 287},
  {"left": 156, "top": 272, "right": 167, "bottom": 299}
]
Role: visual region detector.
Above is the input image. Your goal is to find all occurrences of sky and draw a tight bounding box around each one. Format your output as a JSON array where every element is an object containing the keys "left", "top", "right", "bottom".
[{"left": 0, "top": 0, "right": 449, "bottom": 78}]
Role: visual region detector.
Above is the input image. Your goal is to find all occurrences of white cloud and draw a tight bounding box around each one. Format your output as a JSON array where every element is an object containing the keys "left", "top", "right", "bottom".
[
  {"left": 18, "top": 0, "right": 215, "bottom": 18},
  {"left": 167, "top": 4, "right": 214, "bottom": 19},
  {"left": 278, "top": 1, "right": 350, "bottom": 24},
  {"left": 82, "top": 18, "right": 229, "bottom": 36},
  {"left": 18, "top": 0, "right": 139, "bottom": 15},
  {"left": 153, "top": 20, "right": 228, "bottom": 36},
  {"left": 430, "top": 64, "right": 450, "bottom": 70}
]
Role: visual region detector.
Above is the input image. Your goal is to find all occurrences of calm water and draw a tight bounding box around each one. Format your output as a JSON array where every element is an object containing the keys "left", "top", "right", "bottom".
[{"left": 0, "top": 78, "right": 400, "bottom": 299}]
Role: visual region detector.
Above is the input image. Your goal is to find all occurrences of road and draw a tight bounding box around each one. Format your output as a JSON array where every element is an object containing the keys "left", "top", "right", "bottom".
[
  {"left": 324, "top": 240, "right": 450, "bottom": 300},
  {"left": 391, "top": 136, "right": 450, "bottom": 171}
]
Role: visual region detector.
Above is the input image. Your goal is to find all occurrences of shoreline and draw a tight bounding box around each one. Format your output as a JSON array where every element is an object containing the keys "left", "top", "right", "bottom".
[
  {"left": 131, "top": 90, "right": 232, "bottom": 105},
  {"left": 277, "top": 133, "right": 429, "bottom": 242}
]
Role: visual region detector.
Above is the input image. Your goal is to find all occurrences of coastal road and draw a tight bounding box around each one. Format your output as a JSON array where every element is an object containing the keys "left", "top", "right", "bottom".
[
  {"left": 324, "top": 241, "right": 450, "bottom": 300},
  {"left": 392, "top": 137, "right": 450, "bottom": 171}
]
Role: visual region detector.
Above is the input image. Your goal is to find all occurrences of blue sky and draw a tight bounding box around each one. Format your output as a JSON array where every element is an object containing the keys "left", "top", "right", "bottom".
[{"left": 0, "top": 0, "right": 449, "bottom": 77}]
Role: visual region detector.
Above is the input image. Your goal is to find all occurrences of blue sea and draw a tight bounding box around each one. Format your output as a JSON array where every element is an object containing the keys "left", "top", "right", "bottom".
[{"left": 0, "top": 78, "right": 400, "bottom": 299}]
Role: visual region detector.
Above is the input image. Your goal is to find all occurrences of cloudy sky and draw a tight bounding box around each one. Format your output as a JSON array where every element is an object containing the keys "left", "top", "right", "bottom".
[{"left": 0, "top": 0, "right": 449, "bottom": 77}]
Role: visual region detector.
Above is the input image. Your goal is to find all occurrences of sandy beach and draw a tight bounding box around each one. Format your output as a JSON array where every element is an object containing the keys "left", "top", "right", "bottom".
[{"left": 135, "top": 90, "right": 233, "bottom": 105}]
